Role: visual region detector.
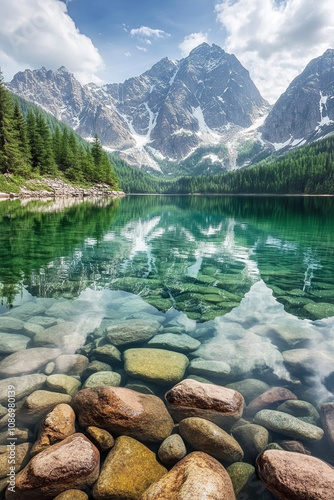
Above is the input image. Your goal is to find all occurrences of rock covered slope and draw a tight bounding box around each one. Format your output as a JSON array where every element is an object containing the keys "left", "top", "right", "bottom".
[
  {"left": 8, "top": 43, "right": 269, "bottom": 173},
  {"left": 260, "top": 49, "right": 334, "bottom": 151}
]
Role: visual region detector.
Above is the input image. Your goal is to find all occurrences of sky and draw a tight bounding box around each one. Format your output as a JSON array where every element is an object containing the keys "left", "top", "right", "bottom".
[{"left": 0, "top": 0, "right": 333, "bottom": 103}]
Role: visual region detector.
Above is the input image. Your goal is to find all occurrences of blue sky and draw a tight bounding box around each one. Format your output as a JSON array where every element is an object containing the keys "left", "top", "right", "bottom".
[{"left": 0, "top": 0, "right": 333, "bottom": 102}]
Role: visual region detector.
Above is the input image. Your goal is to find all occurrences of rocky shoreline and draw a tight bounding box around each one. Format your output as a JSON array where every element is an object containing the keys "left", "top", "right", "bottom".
[
  {"left": 0, "top": 178, "right": 125, "bottom": 199},
  {"left": 0, "top": 295, "right": 333, "bottom": 499}
]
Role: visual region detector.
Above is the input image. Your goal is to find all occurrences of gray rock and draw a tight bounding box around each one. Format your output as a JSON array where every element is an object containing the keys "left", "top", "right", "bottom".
[
  {"left": 105, "top": 319, "right": 162, "bottom": 346},
  {"left": 92, "top": 344, "right": 122, "bottom": 364},
  {"left": 54, "top": 354, "right": 89, "bottom": 376},
  {"left": 17, "top": 390, "right": 72, "bottom": 425},
  {"left": 0, "top": 332, "right": 30, "bottom": 354},
  {"left": 227, "top": 462, "right": 255, "bottom": 496},
  {"left": 7, "top": 302, "right": 46, "bottom": 320},
  {"left": 83, "top": 371, "right": 121, "bottom": 388},
  {"left": 148, "top": 333, "right": 200, "bottom": 352},
  {"left": 232, "top": 424, "right": 269, "bottom": 462},
  {"left": 0, "top": 348, "right": 61, "bottom": 377},
  {"left": 34, "top": 322, "right": 85, "bottom": 352},
  {"left": 0, "top": 317, "right": 25, "bottom": 333},
  {"left": 226, "top": 379, "right": 270, "bottom": 405},
  {"left": 277, "top": 400, "right": 320, "bottom": 426},
  {"left": 27, "top": 316, "right": 58, "bottom": 328},
  {"left": 254, "top": 409, "right": 324, "bottom": 442},
  {"left": 188, "top": 358, "right": 231, "bottom": 378},
  {"left": 158, "top": 434, "right": 187, "bottom": 466},
  {"left": 0, "top": 374, "right": 47, "bottom": 404},
  {"left": 46, "top": 374, "right": 81, "bottom": 396}
]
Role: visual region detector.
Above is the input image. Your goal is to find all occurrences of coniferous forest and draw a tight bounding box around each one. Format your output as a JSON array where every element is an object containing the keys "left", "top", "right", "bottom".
[{"left": 0, "top": 70, "right": 118, "bottom": 189}]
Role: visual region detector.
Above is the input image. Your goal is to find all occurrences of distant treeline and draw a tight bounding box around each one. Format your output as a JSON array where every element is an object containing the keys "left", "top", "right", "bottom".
[
  {"left": 0, "top": 70, "right": 118, "bottom": 188},
  {"left": 114, "top": 135, "right": 334, "bottom": 194}
]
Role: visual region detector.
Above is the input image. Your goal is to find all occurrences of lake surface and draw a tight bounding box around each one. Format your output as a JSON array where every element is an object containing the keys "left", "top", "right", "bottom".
[{"left": 0, "top": 195, "right": 334, "bottom": 498}]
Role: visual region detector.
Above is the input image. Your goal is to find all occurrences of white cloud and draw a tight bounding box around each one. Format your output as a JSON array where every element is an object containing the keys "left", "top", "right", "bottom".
[
  {"left": 215, "top": 0, "right": 334, "bottom": 103},
  {"left": 124, "top": 52, "right": 131, "bottom": 57},
  {"left": 0, "top": 0, "right": 104, "bottom": 84},
  {"left": 136, "top": 46, "right": 147, "bottom": 52},
  {"left": 179, "top": 32, "right": 209, "bottom": 57},
  {"left": 130, "top": 26, "right": 170, "bottom": 39}
]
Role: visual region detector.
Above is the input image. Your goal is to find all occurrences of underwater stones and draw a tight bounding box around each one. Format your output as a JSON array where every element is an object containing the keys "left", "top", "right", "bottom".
[
  {"left": 53, "top": 491, "right": 88, "bottom": 500},
  {"left": 165, "top": 379, "right": 244, "bottom": 428},
  {"left": 91, "top": 345, "right": 122, "bottom": 364},
  {"left": 6, "top": 434, "right": 99, "bottom": 500},
  {"left": 256, "top": 450, "right": 334, "bottom": 500},
  {"left": 45, "top": 301, "right": 78, "bottom": 321},
  {"left": 231, "top": 424, "right": 269, "bottom": 462},
  {"left": 92, "top": 436, "right": 167, "bottom": 500},
  {"left": 83, "top": 371, "right": 121, "bottom": 388},
  {"left": 0, "top": 332, "right": 30, "bottom": 354},
  {"left": 17, "top": 390, "right": 72, "bottom": 425},
  {"left": 304, "top": 302, "right": 334, "bottom": 320},
  {"left": 72, "top": 386, "right": 174, "bottom": 442},
  {"left": 254, "top": 409, "right": 324, "bottom": 442},
  {"left": 277, "top": 400, "right": 320, "bottom": 426},
  {"left": 226, "top": 379, "right": 270, "bottom": 405},
  {"left": 0, "top": 317, "right": 25, "bottom": 332},
  {"left": 179, "top": 417, "right": 244, "bottom": 463},
  {"left": 0, "top": 348, "right": 61, "bottom": 377},
  {"left": 123, "top": 348, "right": 189, "bottom": 386},
  {"left": 0, "top": 443, "right": 31, "bottom": 479},
  {"left": 27, "top": 316, "right": 58, "bottom": 328},
  {"left": 227, "top": 462, "right": 255, "bottom": 496},
  {"left": 158, "top": 434, "right": 187, "bottom": 466},
  {"left": 86, "top": 427, "right": 114, "bottom": 452},
  {"left": 142, "top": 451, "right": 236, "bottom": 500},
  {"left": 33, "top": 322, "right": 84, "bottom": 352},
  {"left": 245, "top": 387, "right": 297, "bottom": 416},
  {"left": 282, "top": 349, "right": 334, "bottom": 376},
  {"left": 268, "top": 323, "right": 323, "bottom": 347},
  {"left": 105, "top": 319, "right": 162, "bottom": 346},
  {"left": 188, "top": 359, "right": 231, "bottom": 378},
  {"left": 46, "top": 374, "right": 81, "bottom": 396},
  {"left": 31, "top": 404, "right": 76, "bottom": 456},
  {"left": 320, "top": 402, "right": 334, "bottom": 450},
  {"left": 8, "top": 301, "right": 46, "bottom": 321},
  {"left": 54, "top": 354, "right": 89, "bottom": 376},
  {"left": 83, "top": 360, "right": 111, "bottom": 379},
  {"left": 147, "top": 333, "right": 200, "bottom": 352},
  {"left": 0, "top": 374, "right": 46, "bottom": 404}
]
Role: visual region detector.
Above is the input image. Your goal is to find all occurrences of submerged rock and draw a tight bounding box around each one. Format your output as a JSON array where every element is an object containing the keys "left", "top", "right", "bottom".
[
  {"left": 105, "top": 319, "right": 162, "bottom": 346},
  {"left": 142, "top": 451, "right": 236, "bottom": 500},
  {"left": 226, "top": 379, "right": 270, "bottom": 404},
  {"left": 46, "top": 374, "right": 81, "bottom": 396},
  {"left": 188, "top": 359, "right": 231, "bottom": 378},
  {"left": 256, "top": 450, "right": 334, "bottom": 499},
  {"left": 227, "top": 462, "right": 255, "bottom": 496},
  {"left": 0, "top": 374, "right": 46, "bottom": 404},
  {"left": 158, "top": 434, "right": 187, "bottom": 467},
  {"left": 0, "top": 443, "right": 31, "bottom": 479},
  {"left": 5, "top": 434, "right": 99, "bottom": 500},
  {"left": 254, "top": 409, "right": 324, "bottom": 442},
  {"left": 92, "top": 436, "right": 167, "bottom": 500},
  {"left": 0, "top": 332, "right": 30, "bottom": 354},
  {"left": 72, "top": 386, "right": 174, "bottom": 442},
  {"left": 245, "top": 387, "right": 297, "bottom": 416},
  {"left": 83, "top": 371, "right": 121, "bottom": 388},
  {"left": 321, "top": 402, "right": 334, "bottom": 450},
  {"left": 232, "top": 424, "right": 269, "bottom": 462},
  {"left": 54, "top": 354, "right": 89, "bottom": 376},
  {"left": 179, "top": 417, "right": 244, "bottom": 463},
  {"left": 86, "top": 426, "right": 114, "bottom": 452},
  {"left": 0, "top": 348, "right": 61, "bottom": 377},
  {"left": 147, "top": 333, "right": 200, "bottom": 352},
  {"left": 33, "top": 322, "right": 85, "bottom": 352},
  {"left": 17, "top": 390, "right": 72, "bottom": 425},
  {"left": 124, "top": 348, "right": 189, "bottom": 386},
  {"left": 165, "top": 379, "right": 244, "bottom": 428}
]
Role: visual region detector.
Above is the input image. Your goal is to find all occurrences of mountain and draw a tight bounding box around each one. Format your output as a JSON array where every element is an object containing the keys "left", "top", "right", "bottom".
[
  {"left": 261, "top": 49, "right": 334, "bottom": 150},
  {"left": 7, "top": 43, "right": 270, "bottom": 174}
]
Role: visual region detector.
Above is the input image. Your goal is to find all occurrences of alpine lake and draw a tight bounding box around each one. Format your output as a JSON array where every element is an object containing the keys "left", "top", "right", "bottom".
[{"left": 0, "top": 194, "right": 334, "bottom": 499}]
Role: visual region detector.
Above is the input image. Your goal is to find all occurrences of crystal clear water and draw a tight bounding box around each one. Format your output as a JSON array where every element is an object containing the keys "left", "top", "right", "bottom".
[{"left": 0, "top": 195, "right": 334, "bottom": 498}]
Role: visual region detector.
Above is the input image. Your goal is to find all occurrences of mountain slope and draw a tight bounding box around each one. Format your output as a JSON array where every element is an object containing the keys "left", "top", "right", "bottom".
[
  {"left": 261, "top": 49, "right": 334, "bottom": 150},
  {"left": 7, "top": 44, "right": 270, "bottom": 173}
]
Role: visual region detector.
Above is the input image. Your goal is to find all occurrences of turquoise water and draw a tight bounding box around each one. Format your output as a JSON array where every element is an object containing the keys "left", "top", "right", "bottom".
[{"left": 0, "top": 195, "right": 334, "bottom": 498}]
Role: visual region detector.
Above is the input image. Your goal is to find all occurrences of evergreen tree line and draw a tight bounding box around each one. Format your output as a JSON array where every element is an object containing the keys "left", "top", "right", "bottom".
[
  {"left": 0, "top": 70, "right": 118, "bottom": 188},
  {"left": 114, "top": 136, "right": 334, "bottom": 195}
]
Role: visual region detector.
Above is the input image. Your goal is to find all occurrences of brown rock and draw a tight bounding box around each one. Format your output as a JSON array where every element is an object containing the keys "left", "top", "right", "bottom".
[
  {"left": 179, "top": 417, "right": 244, "bottom": 463},
  {"left": 31, "top": 404, "right": 76, "bottom": 456},
  {"left": 5, "top": 434, "right": 99, "bottom": 500},
  {"left": 53, "top": 491, "right": 88, "bottom": 500},
  {"left": 165, "top": 379, "right": 244, "bottom": 429},
  {"left": 142, "top": 451, "right": 236, "bottom": 499},
  {"left": 256, "top": 450, "right": 334, "bottom": 500},
  {"left": 72, "top": 386, "right": 174, "bottom": 442},
  {"left": 93, "top": 436, "right": 167, "bottom": 500},
  {"left": 17, "top": 390, "right": 72, "bottom": 425},
  {"left": 321, "top": 402, "right": 334, "bottom": 450},
  {"left": 279, "top": 440, "right": 310, "bottom": 455},
  {"left": 245, "top": 387, "right": 297, "bottom": 416},
  {"left": 86, "top": 426, "right": 114, "bottom": 451}
]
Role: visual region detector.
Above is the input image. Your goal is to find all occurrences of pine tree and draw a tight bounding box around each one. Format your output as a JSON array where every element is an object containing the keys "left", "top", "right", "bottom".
[
  {"left": 12, "top": 101, "right": 31, "bottom": 175},
  {"left": 0, "top": 69, "right": 26, "bottom": 175}
]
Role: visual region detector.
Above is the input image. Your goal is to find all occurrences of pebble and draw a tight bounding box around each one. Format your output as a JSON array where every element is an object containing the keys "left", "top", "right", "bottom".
[
  {"left": 148, "top": 333, "right": 200, "bottom": 352},
  {"left": 46, "top": 374, "right": 81, "bottom": 396},
  {"left": 54, "top": 354, "right": 89, "bottom": 376},
  {"left": 142, "top": 451, "right": 236, "bottom": 499},
  {"left": 86, "top": 426, "right": 114, "bottom": 452},
  {"left": 158, "top": 434, "right": 187, "bottom": 466},
  {"left": 72, "top": 386, "right": 174, "bottom": 442},
  {"left": 93, "top": 436, "right": 167, "bottom": 500},
  {"left": 124, "top": 348, "right": 189, "bottom": 386},
  {"left": 245, "top": 387, "right": 297, "bottom": 416},
  {"left": 31, "top": 404, "right": 76, "bottom": 456},
  {"left": 0, "top": 374, "right": 46, "bottom": 404},
  {"left": 179, "top": 417, "right": 244, "bottom": 463},
  {"left": 320, "top": 402, "right": 334, "bottom": 450},
  {"left": 53, "top": 491, "right": 88, "bottom": 500},
  {"left": 17, "top": 390, "right": 72, "bottom": 425},
  {"left": 6, "top": 434, "right": 99, "bottom": 500},
  {"left": 105, "top": 319, "right": 162, "bottom": 346},
  {"left": 277, "top": 399, "right": 320, "bottom": 426},
  {"left": 33, "top": 322, "right": 85, "bottom": 352},
  {"left": 92, "top": 345, "right": 122, "bottom": 364},
  {"left": 0, "top": 348, "right": 61, "bottom": 377},
  {"left": 83, "top": 371, "right": 121, "bottom": 388},
  {"left": 256, "top": 449, "right": 334, "bottom": 500},
  {"left": 165, "top": 379, "right": 244, "bottom": 429},
  {"left": 227, "top": 462, "right": 255, "bottom": 496},
  {"left": 232, "top": 424, "right": 269, "bottom": 462},
  {"left": 188, "top": 359, "right": 231, "bottom": 378},
  {"left": 0, "top": 443, "right": 31, "bottom": 479},
  {"left": 0, "top": 332, "right": 30, "bottom": 354},
  {"left": 226, "top": 379, "right": 270, "bottom": 404},
  {"left": 254, "top": 409, "right": 324, "bottom": 442}
]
